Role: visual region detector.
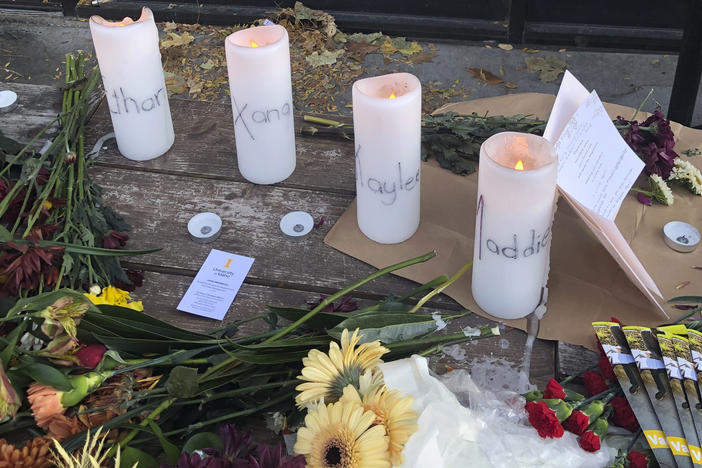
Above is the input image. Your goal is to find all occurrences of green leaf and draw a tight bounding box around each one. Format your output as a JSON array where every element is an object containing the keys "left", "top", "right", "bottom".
[
  {"left": 120, "top": 446, "right": 158, "bottom": 468},
  {"left": 148, "top": 420, "right": 180, "bottom": 464},
  {"left": 236, "top": 335, "right": 330, "bottom": 350},
  {"left": 7, "top": 289, "right": 98, "bottom": 319},
  {"left": 0, "top": 321, "right": 26, "bottom": 367},
  {"left": 669, "top": 296, "right": 702, "bottom": 304},
  {"left": 182, "top": 431, "right": 222, "bottom": 454},
  {"left": 0, "top": 225, "right": 10, "bottom": 242},
  {"left": 329, "top": 312, "right": 452, "bottom": 344},
  {"left": 22, "top": 362, "right": 72, "bottom": 391},
  {"left": 267, "top": 306, "right": 348, "bottom": 329},
  {"left": 166, "top": 366, "right": 199, "bottom": 397}
]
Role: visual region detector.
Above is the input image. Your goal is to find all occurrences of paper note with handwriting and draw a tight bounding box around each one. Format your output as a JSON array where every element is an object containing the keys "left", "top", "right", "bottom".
[{"left": 545, "top": 71, "right": 664, "bottom": 311}]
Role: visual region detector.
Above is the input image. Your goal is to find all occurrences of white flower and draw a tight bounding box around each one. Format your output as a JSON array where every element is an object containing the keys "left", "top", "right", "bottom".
[
  {"left": 649, "top": 174, "right": 674, "bottom": 205},
  {"left": 669, "top": 158, "right": 702, "bottom": 195},
  {"left": 89, "top": 284, "right": 102, "bottom": 295}
]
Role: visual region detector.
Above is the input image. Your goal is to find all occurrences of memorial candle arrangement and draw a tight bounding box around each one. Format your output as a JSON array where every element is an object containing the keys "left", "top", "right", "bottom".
[
  {"left": 471, "top": 132, "right": 557, "bottom": 319},
  {"left": 225, "top": 25, "right": 296, "bottom": 184},
  {"left": 352, "top": 73, "right": 421, "bottom": 244},
  {"left": 89, "top": 8, "right": 174, "bottom": 161}
]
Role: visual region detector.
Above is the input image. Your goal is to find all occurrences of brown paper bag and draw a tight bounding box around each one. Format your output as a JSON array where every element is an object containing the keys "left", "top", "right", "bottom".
[{"left": 324, "top": 93, "right": 702, "bottom": 350}]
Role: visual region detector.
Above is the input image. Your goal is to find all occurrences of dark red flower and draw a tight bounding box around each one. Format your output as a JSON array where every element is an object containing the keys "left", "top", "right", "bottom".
[
  {"left": 0, "top": 242, "right": 63, "bottom": 296},
  {"left": 544, "top": 378, "right": 567, "bottom": 400},
  {"left": 115, "top": 269, "right": 144, "bottom": 292},
  {"left": 525, "top": 401, "right": 564, "bottom": 438},
  {"left": 628, "top": 451, "right": 649, "bottom": 468},
  {"left": 563, "top": 410, "right": 590, "bottom": 435},
  {"left": 102, "top": 231, "right": 129, "bottom": 249},
  {"left": 636, "top": 192, "right": 652, "bottom": 206},
  {"left": 598, "top": 356, "right": 617, "bottom": 382},
  {"left": 583, "top": 371, "right": 609, "bottom": 396},
  {"left": 252, "top": 443, "right": 305, "bottom": 468},
  {"left": 578, "top": 431, "right": 601, "bottom": 452},
  {"left": 75, "top": 344, "right": 107, "bottom": 368},
  {"left": 610, "top": 396, "right": 639, "bottom": 432}
]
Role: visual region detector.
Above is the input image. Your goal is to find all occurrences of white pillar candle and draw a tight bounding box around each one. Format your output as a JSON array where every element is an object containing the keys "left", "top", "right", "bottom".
[
  {"left": 471, "top": 132, "right": 557, "bottom": 319},
  {"left": 225, "top": 25, "right": 296, "bottom": 185},
  {"left": 89, "top": 8, "right": 174, "bottom": 161},
  {"left": 352, "top": 72, "right": 421, "bottom": 244}
]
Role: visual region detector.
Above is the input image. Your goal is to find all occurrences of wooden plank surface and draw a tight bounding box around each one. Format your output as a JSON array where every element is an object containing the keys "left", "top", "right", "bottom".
[{"left": 1, "top": 81, "right": 557, "bottom": 387}]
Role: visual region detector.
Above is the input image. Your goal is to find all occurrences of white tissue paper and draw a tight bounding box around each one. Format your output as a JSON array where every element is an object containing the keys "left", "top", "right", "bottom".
[{"left": 378, "top": 355, "right": 611, "bottom": 468}]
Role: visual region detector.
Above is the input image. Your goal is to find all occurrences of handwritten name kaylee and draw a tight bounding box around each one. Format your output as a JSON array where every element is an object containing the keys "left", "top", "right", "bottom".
[{"left": 355, "top": 145, "right": 420, "bottom": 206}]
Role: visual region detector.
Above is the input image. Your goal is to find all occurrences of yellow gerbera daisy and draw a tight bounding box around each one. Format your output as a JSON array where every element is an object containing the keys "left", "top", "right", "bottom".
[
  {"left": 295, "top": 329, "right": 389, "bottom": 408},
  {"left": 341, "top": 385, "right": 418, "bottom": 466},
  {"left": 294, "top": 398, "right": 391, "bottom": 468}
]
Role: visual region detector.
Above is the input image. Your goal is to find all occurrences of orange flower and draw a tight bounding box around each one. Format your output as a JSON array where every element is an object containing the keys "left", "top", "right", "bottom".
[
  {"left": 27, "top": 383, "right": 66, "bottom": 428},
  {"left": 45, "top": 414, "right": 87, "bottom": 442}
]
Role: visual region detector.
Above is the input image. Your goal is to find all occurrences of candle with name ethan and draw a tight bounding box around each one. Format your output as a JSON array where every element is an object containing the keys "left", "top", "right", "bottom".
[
  {"left": 225, "top": 25, "right": 295, "bottom": 184},
  {"left": 352, "top": 73, "right": 421, "bottom": 244},
  {"left": 471, "top": 132, "right": 557, "bottom": 319},
  {"left": 89, "top": 8, "right": 174, "bottom": 161}
]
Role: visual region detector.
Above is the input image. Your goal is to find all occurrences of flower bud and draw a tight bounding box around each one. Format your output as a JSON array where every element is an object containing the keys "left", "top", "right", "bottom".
[
  {"left": 65, "top": 152, "right": 77, "bottom": 164},
  {"left": 75, "top": 343, "right": 107, "bottom": 368},
  {"left": 0, "top": 364, "right": 20, "bottom": 422},
  {"left": 89, "top": 284, "right": 102, "bottom": 296}
]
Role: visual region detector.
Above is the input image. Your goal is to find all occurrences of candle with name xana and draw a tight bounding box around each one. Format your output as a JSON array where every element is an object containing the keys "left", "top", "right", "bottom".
[
  {"left": 471, "top": 132, "right": 557, "bottom": 320},
  {"left": 225, "top": 25, "right": 295, "bottom": 184},
  {"left": 352, "top": 73, "right": 421, "bottom": 244},
  {"left": 89, "top": 8, "right": 174, "bottom": 161}
]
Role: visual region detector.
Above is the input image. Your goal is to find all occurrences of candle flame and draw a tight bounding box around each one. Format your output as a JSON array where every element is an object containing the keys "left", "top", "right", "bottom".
[
  {"left": 389, "top": 92, "right": 397, "bottom": 99},
  {"left": 514, "top": 160, "right": 525, "bottom": 171},
  {"left": 250, "top": 40, "right": 260, "bottom": 48}
]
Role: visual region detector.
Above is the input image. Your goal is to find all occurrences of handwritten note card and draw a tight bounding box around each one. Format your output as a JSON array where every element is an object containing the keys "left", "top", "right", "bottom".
[
  {"left": 177, "top": 249, "right": 254, "bottom": 320},
  {"left": 554, "top": 91, "right": 644, "bottom": 220},
  {"left": 544, "top": 71, "right": 665, "bottom": 312}
]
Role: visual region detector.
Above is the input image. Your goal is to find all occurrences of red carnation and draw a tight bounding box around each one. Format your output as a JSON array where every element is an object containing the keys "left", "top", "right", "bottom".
[
  {"left": 598, "top": 356, "right": 616, "bottom": 382},
  {"left": 75, "top": 343, "right": 107, "bottom": 368},
  {"left": 579, "top": 431, "right": 601, "bottom": 452},
  {"left": 610, "top": 317, "right": 622, "bottom": 325},
  {"left": 563, "top": 410, "right": 590, "bottom": 435},
  {"left": 544, "top": 378, "right": 567, "bottom": 400},
  {"left": 610, "top": 396, "right": 640, "bottom": 432},
  {"left": 525, "top": 401, "right": 565, "bottom": 438},
  {"left": 583, "top": 371, "right": 609, "bottom": 396},
  {"left": 628, "top": 451, "right": 649, "bottom": 468}
]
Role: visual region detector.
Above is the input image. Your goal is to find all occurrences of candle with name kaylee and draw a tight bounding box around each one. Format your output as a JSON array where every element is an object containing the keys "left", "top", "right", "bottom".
[
  {"left": 352, "top": 73, "right": 421, "bottom": 244},
  {"left": 89, "top": 8, "right": 174, "bottom": 161},
  {"left": 471, "top": 132, "right": 557, "bottom": 319},
  {"left": 225, "top": 25, "right": 296, "bottom": 184}
]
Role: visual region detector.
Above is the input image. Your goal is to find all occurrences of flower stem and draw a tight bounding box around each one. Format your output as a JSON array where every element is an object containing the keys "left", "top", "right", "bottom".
[
  {"left": 172, "top": 379, "right": 299, "bottom": 406},
  {"left": 265, "top": 250, "right": 437, "bottom": 342},
  {"left": 303, "top": 115, "right": 351, "bottom": 128},
  {"left": 108, "top": 397, "right": 176, "bottom": 457},
  {"left": 409, "top": 260, "right": 472, "bottom": 313},
  {"left": 631, "top": 88, "right": 654, "bottom": 121}
]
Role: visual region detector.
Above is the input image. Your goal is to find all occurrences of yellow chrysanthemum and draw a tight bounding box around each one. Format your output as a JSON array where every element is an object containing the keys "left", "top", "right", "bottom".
[
  {"left": 294, "top": 398, "right": 390, "bottom": 468},
  {"left": 341, "top": 385, "right": 418, "bottom": 466},
  {"left": 296, "top": 329, "right": 389, "bottom": 408},
  {"left": 84, "top": 286, "right": 143, "bottom": 311}
]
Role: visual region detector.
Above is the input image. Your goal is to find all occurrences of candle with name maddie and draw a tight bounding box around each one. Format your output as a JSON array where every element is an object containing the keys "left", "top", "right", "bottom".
[
  {"left": 89, "top": 8, "right": 174, "bottom": 161},
  {"left": 225, "top": 25, "right": 295, "bottom": 184},
  {"left": 352, "top": 73, "right": 421, "bottom": 244},
  {"left": 471, "top": 132, "right": 557, "bottom": 319}
]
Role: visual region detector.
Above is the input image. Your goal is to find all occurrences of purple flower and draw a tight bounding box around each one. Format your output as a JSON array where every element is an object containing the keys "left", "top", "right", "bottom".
[
  {"left": 307, "top": 295, "right": 359, "bottom": 313},
  {"left": 250, "top": 444, "right": 305, "bottom": 468},
  {"left": 636, "top": 192, "right": 652, "bottom": 206},
  {"left": 616, "top": 111, "right": 678, "bottom": 179}
]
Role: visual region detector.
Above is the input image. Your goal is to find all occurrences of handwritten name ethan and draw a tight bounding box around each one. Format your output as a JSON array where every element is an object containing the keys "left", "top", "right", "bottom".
[
  {"left": 355, "top": 145, "right": 420, "bottom": 206},
  {"left": 108, "top": 87, "right": 166, "bottom": 115}
]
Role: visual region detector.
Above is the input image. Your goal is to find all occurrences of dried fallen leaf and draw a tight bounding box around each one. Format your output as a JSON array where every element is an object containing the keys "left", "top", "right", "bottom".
[
  {"left": 161, "top": 32, "right": 195, "bottom": 49},
  {"left": 163, "top": 21, "right": 177, "bottom": 32},
  {"left": 347, "top": 32, "right": 384, "bottom": 44},
  {"left": 558, "top": 48, "right": 566, "bottom": 53},
  {"left": 164, "top": 71, "right": 187, "bottom": 96},
  {"left": 651, "top": 59, "right": 660, "bottom": 65},
  {"left": 521, "top": 48, "right": 540, "bottom": 54},
  {"left": 498, "top": 43, "right": 513, "bottom": 50},
  {"left": 379, "top": 39, "right": 398, "bottom": 56},
  {"left": 505, "top": 82, "right": 518, "bottom": 89},
  {"left": 346, "top": 40, "right": 379, "bottom": 59},
  {"left": 525, "top": 56, "right": 566, "bottom": 82},
  {"left": 305, "top": 49, "right": 344, "bottom": 67},
  {"left": 467, "top": 67, "right": 503, "bottom": 85},
  {"left": 406, "top": 51, "right": 437, "bottom": 65},
  {"left": 200, "top": 59, "right": 215, "bottom": 70}
]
